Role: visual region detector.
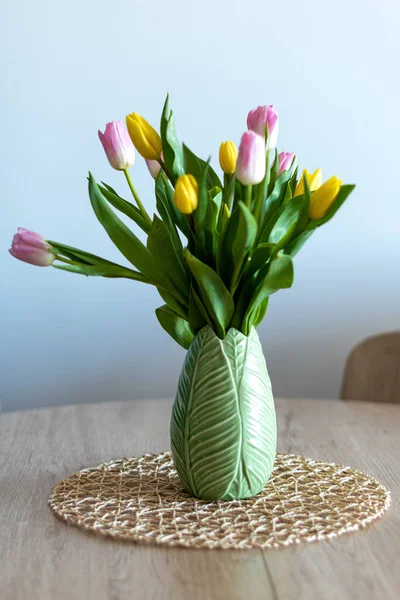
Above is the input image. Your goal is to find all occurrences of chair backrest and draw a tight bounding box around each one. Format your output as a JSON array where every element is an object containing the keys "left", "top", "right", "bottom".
[{"left": 341, "top": 332, "right": 400, "bottom": 403}]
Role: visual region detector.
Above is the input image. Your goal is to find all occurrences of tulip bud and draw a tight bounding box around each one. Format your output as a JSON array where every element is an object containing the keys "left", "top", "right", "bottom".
[
  {"left": 277, "top": 152, "right": 295, "bottom": 175},
  {"left": 247, "top": 105, "right": 279, "bottom": 147},
  {"left": 294, "top": 168, "right": 323, "bottom": 197},
  {"left": 236, "top": 131, "right": 266, "bottom": 186},
  {"left": 174, "top": 175, "right": 198, "bottom": 214},
  {"left": 9, "top": 228, "right": 55, "bottom": 267},
  {"left": 219, "top": 141, "right": 238, "bottom": 175},
  {"left": 98, "top": 121, "right": 135, "bottom": 171},
  {"left": 145, "top": 158, "right": 162, "bottom": 179},
  {"left": 126, "top": 112, "right": 162, "bottom": 160},
  {"left": 145, "top": 150, "right": 165, "bottom": 179},
  {"left": 309, "top": 176, "right": 342, "bottom": 220}
]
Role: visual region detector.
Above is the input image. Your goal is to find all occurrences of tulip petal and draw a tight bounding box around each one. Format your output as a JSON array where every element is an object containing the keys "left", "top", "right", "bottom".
[
  {"left": 247, "top": 105, "right": 279, "bottom": 148},
  {"left": 309, "top": 176, "right": 342, "bottom": 220},
  {"left": 236, "top": 131, "right": 266, "bottom": 185},
  {"left": 98, "top": 121, "right": 135, "bottom": 170},
  {"left": 219, "top": 141, "right": 238, "bottom": 175},
  {"left": 126, "top": 113, "right": 162, "bottom": 160},
  {"left": 174, "top": 174, "right": 198, "bottom": 214}
]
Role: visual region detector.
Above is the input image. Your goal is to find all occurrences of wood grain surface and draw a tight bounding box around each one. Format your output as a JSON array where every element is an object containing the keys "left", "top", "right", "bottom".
[{"left": 0, "top": 397, "right": 399, "bottom": 600}]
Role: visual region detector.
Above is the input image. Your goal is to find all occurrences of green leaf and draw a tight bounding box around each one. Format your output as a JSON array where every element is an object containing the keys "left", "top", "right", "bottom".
[
  {"left": 283, "top": 180, "right": 293, "bottom": 203},
  {"left": 184, "top": 249, "right": 234, "bottom": 338},
  {"left": 160, "top": 94, "right": 185, "bottom": 183},
  {"left": 188, "top": 284, "right": 208, "bottom": 333},
  {"left": 232, "top": 178, "right": 243, "bottom": 210},
  {"left": 285, "top": 230, "right": 314, "bottom": 257},
  {"left": 189, "top": 280, "right": 213, "bottom": 327},
  {"left": 303, "top": 168, "right": 312, "bottom": 203},
  {"left": 252, "top": 297, "right": 270, "bottom": 328},
  {"left": 157, "top": 288, "right": 188, "bottom": 319},
  {"left": 147, "top": 215, "right": 189, "bottom": 304},
  {"left": 244, "top": 243, "right": 275, "bottom": 279},
  {"left": 233, "top": 253, "right": 294, "bottom": 334},
  {"left": 88, "top": 173, "right": 159, "bottom": 281},
  {"left": 204, "top": 191, "right": 222, "bottom": 263},
  {"left": 289, "top": 166, "right": 299, "bottom": 195},
  {"left": 194, "top": 160, "right": 210, "bottom": 238},
  {"left": 48, "top": 241, "right": 114, "bottom": 266},
  {"left": 243, "top": 253, "right": 294, "bottom": 332},
  {"left": 170, "top": 326, "right": 276, "bottom": 499},
  {"left": 155, "top": 305, "right": 194, "bottom": 349},
  {"left": 183, "top": 144, "right": 222, "bottom": 189},
  {"left": 208, "top": 186, "right": 222, "bottom": 200},
  {"left": 306, "top": 184, "right": 355, "bottom": 230},
  {"left": 219, "top": 203, "right": 231, "bottom": 234},
  {"left": 267, "top": 148, "right": 279, "bottom": 195},
  {"left": 230, "top": 274, "right": 257, "bottom": 331},
  {"left": 217, "top": 201, "right": 257, "bottom": 292},
  {"left": 253, "top": 149, "right": 272, "bottom": 223},
  {"left": 100, "top": 182, "right": 118, "bottom": 194},
  {"left": 154, "top": 185, "right": 184, "bottom": 259},
  {"left": 257, "top": 252, "right": 294, "bottom": 296},
  {"left": 222, "top": 174, "right": 236, "bottom": 214},
  {"left": 259, "top": 169, "right": 293, "bottom": 236},
  {"left": 266, "top": 193, "right": 309, "bottom": 252},
  {"left": 53, "top": 262, "right": 148, "bottom": 282},
  {"left": 49, "top": 241, "right": 151, "bottom": 285},
  {"left": 99, "top": 184, "right": 150, "bottom": 233}
]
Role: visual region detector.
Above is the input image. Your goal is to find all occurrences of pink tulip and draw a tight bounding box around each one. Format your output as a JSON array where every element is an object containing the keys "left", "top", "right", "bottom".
[
  {"left": 98, "top": 120, "right": 135, "bottom": 171},
  {"left": 277, "top": 151, "right": 295, "bottom": 175},
  {"left": 9, "top": 228, "right": 55, "bottom": 266},
  {"left": 247, "top": 105, "right": 279, "bottom": 147},
  {"left": 145, "top": 157, "right": 162, "bottom": 179},
  {"left": 236, "top": 131, "right": 266, "bottom": 186}
]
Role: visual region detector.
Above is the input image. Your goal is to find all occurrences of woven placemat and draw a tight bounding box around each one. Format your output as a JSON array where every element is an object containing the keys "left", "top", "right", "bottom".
[{"left": 48, "top": 452, "right": 390, "bottom": 550}]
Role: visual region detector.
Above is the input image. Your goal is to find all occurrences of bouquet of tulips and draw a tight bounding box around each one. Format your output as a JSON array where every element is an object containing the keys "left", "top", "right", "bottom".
[
  {"left": 10, "top": 97, "right": 356, "bottom": 500},
  {"left": 10, "top": 97, "right": 354, "bottom": 349}
]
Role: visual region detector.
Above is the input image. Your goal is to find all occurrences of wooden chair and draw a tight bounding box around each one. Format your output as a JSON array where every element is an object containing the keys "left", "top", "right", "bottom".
[{"left": 341, "top": 332, "right": 400, "bottom": 403}]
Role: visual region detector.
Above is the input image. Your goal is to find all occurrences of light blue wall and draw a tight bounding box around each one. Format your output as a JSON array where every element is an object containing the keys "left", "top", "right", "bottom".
[{"left": 1, "top": 0, "right": 399, "bottom": 411}]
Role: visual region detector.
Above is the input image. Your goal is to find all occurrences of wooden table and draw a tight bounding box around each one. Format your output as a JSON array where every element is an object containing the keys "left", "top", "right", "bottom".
[{"left": 0, "top": 398, "right": 399, "bottom": 600}]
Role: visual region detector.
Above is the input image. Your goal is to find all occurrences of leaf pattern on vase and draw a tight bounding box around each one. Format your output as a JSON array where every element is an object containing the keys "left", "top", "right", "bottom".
[{"left": 170, "top": 326, "right": 276, "bottom": 500}]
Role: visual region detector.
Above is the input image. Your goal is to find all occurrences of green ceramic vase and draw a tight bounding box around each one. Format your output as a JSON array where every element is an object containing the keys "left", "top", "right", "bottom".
[{"left": 170, "top": 325, "right": 277, "bottom": 500}]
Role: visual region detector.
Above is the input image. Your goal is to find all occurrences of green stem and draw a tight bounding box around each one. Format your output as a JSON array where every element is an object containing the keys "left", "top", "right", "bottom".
[
  {"left": 123, "top": 169, "right": 152, "bottom": 227},
  {"left": 158, "top": 158, "right": 174, "bottom": 184},
  {"left": 222, "top": 173, "right": 228, "bottom": 203},
  {"left": 231, "top": 179, "right": 241, "bottom": 213},
  {"left": 222, "top": 174, "right": 235, "bottom": 210},
  {"left": 226, "top": 175, "right": 236, "bottom": 212},
  {"left": 216, "top": 174, "right": 229, "bottom": 233},
  {"left": 187, "top": 213, "right": 193, "bottom": 226},
  {"left": 186, "top": 213, "right": 195, "bottom": 242},
  {"left": 244, "top": 185, "right": 253, "bottom": 209},
  {"left": 253, "top": 149, "right": 271, "bottom": 224},
  {"left": 54, "top": 255, "right": 74, "bottom": 265}
]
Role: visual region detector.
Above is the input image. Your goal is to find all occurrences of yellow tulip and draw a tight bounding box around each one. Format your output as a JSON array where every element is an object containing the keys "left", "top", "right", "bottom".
[
  {"left": 309, "top": 176, "right": 342, "bottom": 220},
  {"left": 219, "top": 141, "right": 238, "bottom": 175},
  {"left": 126, "top": 112, "right": 162, "bottom": 160},
  {"left": 294, "top": 168, "right": 323, "bottom": 196},
  {"left": 174, "top": 174, "right": 198, "bottom": 214}
]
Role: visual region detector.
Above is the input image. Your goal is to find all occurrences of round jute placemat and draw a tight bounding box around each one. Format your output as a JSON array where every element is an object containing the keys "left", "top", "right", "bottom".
[{"left": 48, "top": 452, "right": 390, "bottom": 550}]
